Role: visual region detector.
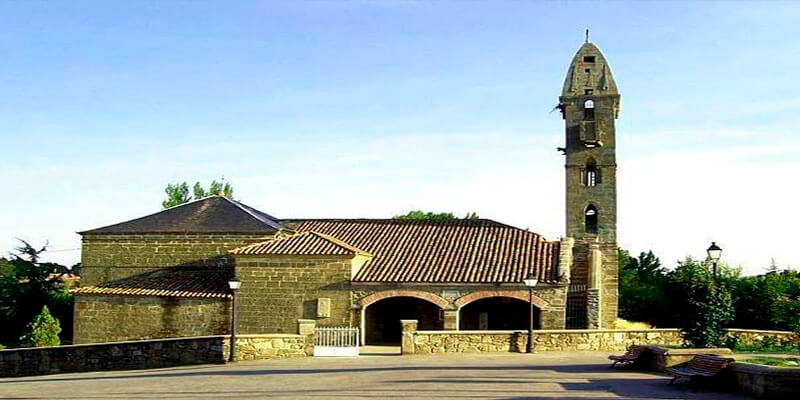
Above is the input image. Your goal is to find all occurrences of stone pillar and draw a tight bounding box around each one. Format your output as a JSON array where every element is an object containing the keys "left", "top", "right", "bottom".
[
  {"left": 400, "top": 320, "right": 417, "bottom": 355},
  {"left": 558, "top": 237, "right": 575, "bottom": 283},
  {"left": 587, "top": 240, "right": 603, "bottom": 329},
  {"left": 297, "top": 319, "right": 316, "bottom": 356},
  {"left": 443, "top": 310, "right": 458, "bottom": 330}
]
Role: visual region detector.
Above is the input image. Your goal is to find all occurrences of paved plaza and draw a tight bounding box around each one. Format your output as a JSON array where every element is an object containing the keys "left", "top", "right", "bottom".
[{"left": 0, "top": 351, "right": 751, "bottom": 399}]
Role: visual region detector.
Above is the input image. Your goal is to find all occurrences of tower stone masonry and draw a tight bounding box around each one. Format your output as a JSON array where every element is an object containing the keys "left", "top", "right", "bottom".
[{"left": 560, "top": 39, "right": 620, "bottom": 329}]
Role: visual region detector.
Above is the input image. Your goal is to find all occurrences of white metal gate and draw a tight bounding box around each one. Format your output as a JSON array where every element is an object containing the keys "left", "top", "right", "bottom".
[{"left": 314, "top": 327, "right": 360, "bottom": 357}]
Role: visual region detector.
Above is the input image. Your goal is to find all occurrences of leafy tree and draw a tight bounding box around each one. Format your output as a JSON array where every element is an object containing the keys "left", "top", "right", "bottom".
[
  {"left": 163, "top": 180, "right": 234, "bottom": 209},
  {"left": 618, "top": 249, "right": 671, "bottom": 327},
  {"left": 393, "top": 210, "right": 480, "bottom": 220},
  {"left": 162, "top": 182, "right": 191, "bottom": 208},
  {"left": 0, "top": 257, "right": 12, "bottom": 276},
  {"left": 19, "top": 305, "right": 61, "bottom": 347},
  {"left": 0, "top": 240, "right": 73, "bottom": 347},
  {"left": 667, "top": 257, "right": 734, "bottom": 347}
]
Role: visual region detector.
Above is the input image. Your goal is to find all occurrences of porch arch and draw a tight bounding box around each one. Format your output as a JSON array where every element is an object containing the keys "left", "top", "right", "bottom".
[
  {"left": 454, "top": 290, "right": 549, "bottom": 309},
  {"left": 359, "top": 290, "right": 450, "bottom": 309}
]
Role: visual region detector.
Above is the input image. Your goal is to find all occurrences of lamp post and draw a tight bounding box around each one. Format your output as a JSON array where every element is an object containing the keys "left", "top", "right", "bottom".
[
  {"left": 228, "top": 277, "right": 241, "bottom": 363},
  {"left": 706, "top": 242, "right": 722, "bottom": 279},
  {"left": 523, "top": 273, "right": 539, "bottom": 354}
]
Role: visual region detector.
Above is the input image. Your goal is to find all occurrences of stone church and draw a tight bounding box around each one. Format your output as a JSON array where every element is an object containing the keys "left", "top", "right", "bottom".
[{"left": 72, "top": 40, "right": 620, "bottom": 345}]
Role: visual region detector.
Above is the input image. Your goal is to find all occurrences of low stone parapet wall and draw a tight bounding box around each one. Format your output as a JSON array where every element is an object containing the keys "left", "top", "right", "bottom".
[
  {"left": 725, "top": 361, "right": 800, "bottom": 399},
  {"left": 223, "top": 334, "right": 311, "bottom": 361},
  {"left": 726, "top": 328, "right": 799, "bottom": 347},
  {"left": 0, "top": 335, "right": 226, "bottom": 378},
  {"left": 405, "top": 327, "right": 684, "bottom": 354}
]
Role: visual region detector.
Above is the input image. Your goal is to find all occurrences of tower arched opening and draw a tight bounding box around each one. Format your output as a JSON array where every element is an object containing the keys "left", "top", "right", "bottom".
[{"left": 585, "top": 204, "right": 599, "bottom": 234}]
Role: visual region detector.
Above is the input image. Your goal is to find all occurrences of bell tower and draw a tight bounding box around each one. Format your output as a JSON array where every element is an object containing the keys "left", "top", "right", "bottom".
[{"left": 559, "top": 36, "right": 619, "bottom": 329}]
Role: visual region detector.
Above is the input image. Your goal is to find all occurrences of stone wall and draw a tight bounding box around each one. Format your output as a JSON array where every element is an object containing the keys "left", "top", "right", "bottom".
[
  {"left": 402, "top": 326, "right": 684, "bottom": 354},
  {"left": 727, "top": 328, "right": 799, "bottom": 346},
  {"left": 74, "top": 295, "right": 230, "bottom": 344},
  {"left": 81, "top": 233, "right": 271, "bottom": 285},
  {"left": 726, "top": 361, "right": 800, "bottom": 399},
  {"left": 224, "top": 334, "right": 312, "bottom": 361},
  {"left": 234, "top": 255, "right": 354, "bottom": 334},
  {"left": 0, "top": 336, "right": 226, "bottom": 378}
]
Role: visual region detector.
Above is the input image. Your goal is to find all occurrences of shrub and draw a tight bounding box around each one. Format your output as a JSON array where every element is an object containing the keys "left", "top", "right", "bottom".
[
  {"left": 19, "top": 306, "right": 61, "bottom": 347},
  {"left": 668, "top": 258, "right": 734, "bottom": 348}
]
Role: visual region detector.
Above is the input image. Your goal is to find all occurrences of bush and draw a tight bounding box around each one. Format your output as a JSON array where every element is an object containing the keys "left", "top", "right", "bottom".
[
  {"left": 0, "top": 344, "right": 5, "bottom": 350},
  {"left": 19, "top": 306, "right": 61, "bottom": 347},
  {"left": 668, "top": 258, "right": 734, "bottom": 348}
]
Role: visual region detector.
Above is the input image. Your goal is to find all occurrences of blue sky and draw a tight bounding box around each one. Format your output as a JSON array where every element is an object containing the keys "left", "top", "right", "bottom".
[{"left": 1, "top": 1, "right": 799, "bottom": 275}]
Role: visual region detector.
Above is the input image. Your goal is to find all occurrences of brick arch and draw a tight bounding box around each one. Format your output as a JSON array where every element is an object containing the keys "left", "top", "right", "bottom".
[
  {"left": 454, "top": 290, "right": 549, "bottom": 309},
  {"left": 359, "top": 290, "right": 449, "bottom": 309}
]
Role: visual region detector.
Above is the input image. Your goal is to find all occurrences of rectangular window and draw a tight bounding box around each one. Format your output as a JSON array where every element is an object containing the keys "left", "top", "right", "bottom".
[
  {"left": 583, "top": 56, "right": 596, "bottom": 63},
  {"left": 584, "top": 89, "right": 593, "bottom": 95}
]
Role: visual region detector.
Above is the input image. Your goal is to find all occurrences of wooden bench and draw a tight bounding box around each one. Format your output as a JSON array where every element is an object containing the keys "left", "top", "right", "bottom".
[
  {"left": 608, "top": 345, "right": 647, "bottom": 367},
  {"left": 667, "top": 354, "right": 735, "bottom": 385}
]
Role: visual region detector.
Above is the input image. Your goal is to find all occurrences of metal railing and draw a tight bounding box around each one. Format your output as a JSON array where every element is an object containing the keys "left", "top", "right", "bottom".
[{"left": 315, "top": 327, "right": 359, "bottom": 348}]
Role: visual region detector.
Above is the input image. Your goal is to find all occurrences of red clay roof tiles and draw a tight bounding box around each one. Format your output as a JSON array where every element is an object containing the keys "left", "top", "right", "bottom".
[
  {"left": 71, "top": 268, "right": 231, "bottom": 299},
  {"left": 284, "top": 219, "right": 560, "bottom": 284},
  {"left": 230, "top": 231, "right": 370, "bottom": 256}
]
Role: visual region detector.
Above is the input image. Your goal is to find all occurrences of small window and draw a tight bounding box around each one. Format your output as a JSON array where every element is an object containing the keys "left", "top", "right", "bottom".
[
  {"left": 585, "top": 159, "right": 599, "bottom": 187},
  {"left": 585, "top": 205, "right": 598, "bottom": 234},
  {"left": 585, "top": 68, "right": 591, "bottom": 73},
  {"left": 583, "top": 56, "right": 596, "bottom": 63},
  {"left": 584, "top": 99, "right": 595, "bottom": 120},
  {"left": 584, "top": 89, "right": 593, "bottom": 95}
]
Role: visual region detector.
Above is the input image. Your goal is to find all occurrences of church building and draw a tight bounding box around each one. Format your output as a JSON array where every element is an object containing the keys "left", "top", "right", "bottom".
[{"left": 72, "top": 39, "right": 620, "bottom": 345}]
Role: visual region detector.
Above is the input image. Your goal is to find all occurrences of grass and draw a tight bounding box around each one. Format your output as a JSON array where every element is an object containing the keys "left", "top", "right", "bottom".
[{"left": 741, "top": 357, "right": 800, "bottom": 367}]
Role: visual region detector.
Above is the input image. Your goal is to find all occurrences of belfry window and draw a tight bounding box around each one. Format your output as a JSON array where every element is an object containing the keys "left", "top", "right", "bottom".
[
  {"left": 585, "top": 205, "right": 598, "bottom": 234},
  {"left": 583, "top": 56, "right": 596, "bottom": 63},
  {"left": 585, "top": 159, "right": 600, "bottom": 187},
  {"left": 583, "top": 99, "right": 595, "bottom": 120}
]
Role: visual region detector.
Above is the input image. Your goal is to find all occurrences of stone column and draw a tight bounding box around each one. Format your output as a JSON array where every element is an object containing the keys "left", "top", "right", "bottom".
[
  {"left": 443, "top": 310, "right": 458, "bottom": 330},
  {"left": 587, "top": 240, "right": 603, "bottom": 329},
  {"left": 297, "top": 319, "right": 316, "bottom": 356},
  {"left": 400, "top": 320, "right": 418, "bottom": 355},
  {"left": 558, "top": 237, "right": 575, "bottom": 284}
]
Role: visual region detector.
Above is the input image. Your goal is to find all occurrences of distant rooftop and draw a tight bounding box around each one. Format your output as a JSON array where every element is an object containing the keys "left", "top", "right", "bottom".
[{"left": 80, "top": 196, "right": 285, "bottom": 234}]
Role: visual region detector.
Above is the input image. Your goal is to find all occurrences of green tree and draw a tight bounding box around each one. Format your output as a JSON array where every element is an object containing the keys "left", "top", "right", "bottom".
[
  {"left": 193, "top": 180, "right": 233, "bottom": 199},
  {"left": 667, "top": 257, "right": 734, "bottom": 347},
  {"left": 393, "top": 210, "right": 480, "bottom": 220},
  {"left": 618, "top": 249, "right": 671, "bottom": 327},
  {"left": 19, "top": 305, "right": 61, "bottom": 347},
  {"left": 162, "top": 182, "right": 191, "bottom": 208},
  {"left": 163, "top": 180, "right": 234, "bottom": 209},
  {"left": 0, "top": 240, "right": 73, "bottom": 346}
]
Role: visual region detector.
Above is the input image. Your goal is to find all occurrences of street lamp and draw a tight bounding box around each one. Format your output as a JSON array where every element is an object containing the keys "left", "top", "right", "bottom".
[
  {"left": 706, "top": 242, "right": 722, "bottom": 279},
  {"left": 523, "top": 273, "right": 539, "bottom": 354},
  {"left": 228, "top": 277, "right": 241, "bottom": 363}
]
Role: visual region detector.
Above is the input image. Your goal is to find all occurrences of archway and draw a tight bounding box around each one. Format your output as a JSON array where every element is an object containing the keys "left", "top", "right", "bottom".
[
  {"left": 364, "top": 296, "right": 443, "bottom": 345},
  {"left": 459, "top": 297, "right": 540, "bottom": 331}
]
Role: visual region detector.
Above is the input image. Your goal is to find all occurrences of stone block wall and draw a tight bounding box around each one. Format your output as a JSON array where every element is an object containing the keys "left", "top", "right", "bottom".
[
  {"left": 81, "top": 233, "right": 272, "bottom": 285},
  {"left": 73, "top": 295, "right": 230, "bottom": 344},
  {"left": 727, "top": 328, "right": 800, "bottom": 347},
  {"left": 223, "top": 334, "right": 311, "bottom": 360},
  {"left": 0, "top": 336, "right": 226, "bottom": 378},
  {"left": 403, "top": 327, "right": 684, "bottom": 354},
  {"left": 234, "top": 255, "right": 354, "bottom": 334}
]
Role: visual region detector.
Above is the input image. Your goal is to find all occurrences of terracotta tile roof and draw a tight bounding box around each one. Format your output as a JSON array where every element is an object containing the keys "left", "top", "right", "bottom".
[
  {"left": 282, "top": 219, "right": 560, "bottom": 284},
  {"left": 71, "top": 268, "right": 231, "bottom": 299},
  {"left": 80, "top": 196, "right": 284, "bottom": 234},
  {"left": 230, "top": 231, "right": 370, "bottom": 256}
]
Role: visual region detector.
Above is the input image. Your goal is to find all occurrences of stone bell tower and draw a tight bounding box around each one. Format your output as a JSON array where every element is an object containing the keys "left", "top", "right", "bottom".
[{"left": 559, "top": 36, "right": 620, "bottom": 329}]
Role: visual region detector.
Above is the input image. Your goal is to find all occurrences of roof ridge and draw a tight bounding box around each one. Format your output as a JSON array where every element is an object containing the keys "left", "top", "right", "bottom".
[
  {"left": 229, "top": 230, "right": 371, "bottom": 256},
  {"left": 223, "top": 197, "right": 285, "bottom": 231}
]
